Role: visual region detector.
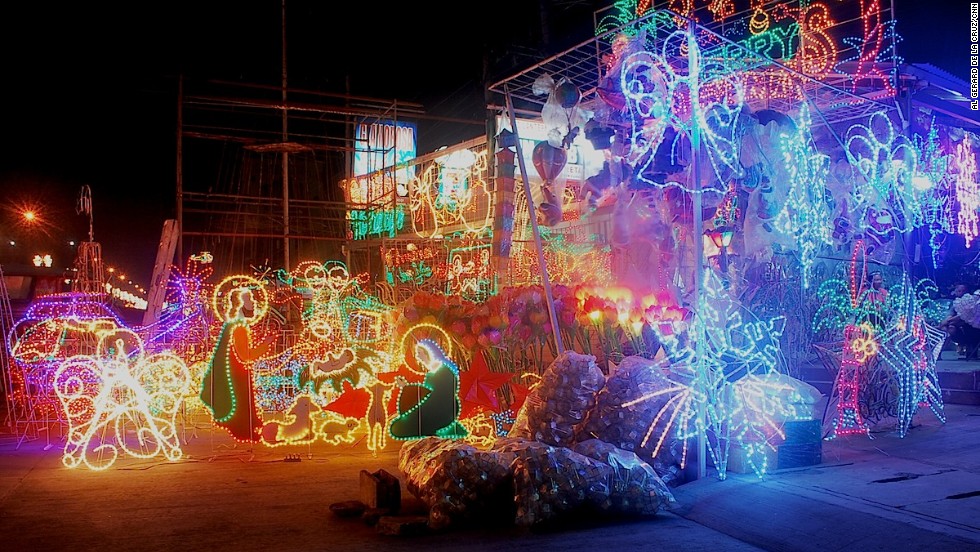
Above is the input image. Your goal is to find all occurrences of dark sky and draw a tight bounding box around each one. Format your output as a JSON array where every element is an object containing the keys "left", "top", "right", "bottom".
[{"left": 0, "top": 0, "right": 967, "bottom": 289}]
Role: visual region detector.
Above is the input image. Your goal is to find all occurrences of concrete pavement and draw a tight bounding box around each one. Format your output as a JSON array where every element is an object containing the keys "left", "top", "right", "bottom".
[{"left": 0, "top": 405, "right": 977, "bottom": 551}]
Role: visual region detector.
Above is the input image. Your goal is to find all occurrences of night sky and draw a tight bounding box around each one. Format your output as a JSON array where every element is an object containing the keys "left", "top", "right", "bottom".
[{"left": 0, "top": 0, "right": 969, "bottom": 290}]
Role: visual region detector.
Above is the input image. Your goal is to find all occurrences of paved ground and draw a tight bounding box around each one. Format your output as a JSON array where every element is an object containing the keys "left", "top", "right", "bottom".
[{"left": 0, "top": 404, "right": 978, "bottom": 551}]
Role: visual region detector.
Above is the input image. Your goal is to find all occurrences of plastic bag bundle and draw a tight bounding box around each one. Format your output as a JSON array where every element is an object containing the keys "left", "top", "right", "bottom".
[
  {"left": 572, "top": 438, "right": 676, "bottom": 516},
  {"left": 954, "top": 292, "right": 980, "bottom": 329},
  {"left": 398, "top": 437, "right": 513, "bottom": 530},
  {"left": 580, "top": 356, "right": 680, "bottom": 467},
  {"left": 507, "top": 440, "right": 613, "bottom": 527},
  {"left": 510, "top": 351, "right": 605, "bottom": 447}
]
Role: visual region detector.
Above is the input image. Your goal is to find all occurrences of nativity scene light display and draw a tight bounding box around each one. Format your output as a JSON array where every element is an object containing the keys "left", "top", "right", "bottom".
[{"left": 1, "top": 1, "right": 970, "bottom": 487}]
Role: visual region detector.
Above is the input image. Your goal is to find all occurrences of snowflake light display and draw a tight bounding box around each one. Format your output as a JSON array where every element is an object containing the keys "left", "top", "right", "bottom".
[
  {"left": 772, "top": 103, "right": 833, "bottom": 288},
  {"left": 626, "top": 270, "right": 807, "bottom": 479}
]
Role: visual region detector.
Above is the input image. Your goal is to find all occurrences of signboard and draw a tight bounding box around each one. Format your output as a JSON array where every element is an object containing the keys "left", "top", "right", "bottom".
[{"left": 353, "top": 121, "right": 417, "bottom": 191}]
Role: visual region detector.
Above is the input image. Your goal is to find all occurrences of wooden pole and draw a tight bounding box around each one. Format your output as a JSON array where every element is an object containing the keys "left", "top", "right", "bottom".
[
  {"left": 176, "top": 74, "right": 183, "bottom": 264},
  {"left": 281, "top": 0, "right": 290, "bottom": 273},
  {"left": 503, "top": 85, "right": 565, "bottom": 357}
]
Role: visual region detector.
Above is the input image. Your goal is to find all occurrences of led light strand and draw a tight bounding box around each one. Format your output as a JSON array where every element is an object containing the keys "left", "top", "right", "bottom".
[
  {"left": 772, "top": 103, "right": 833, "bottom": 288},
  {"left": 620, "top": 30, "right": 745, "bottom": 195},
  {"left": 54, "top": 329, "right": 191, "bottom": 470},
  {"left": 954, "top": 135, "right": 980, "bottom": 248}
]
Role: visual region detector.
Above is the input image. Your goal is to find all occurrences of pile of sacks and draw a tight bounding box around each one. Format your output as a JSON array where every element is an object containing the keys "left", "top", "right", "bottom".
[
  {"left": 398, "top": 351, "right": 677, "bottom": 530},
  {"left": 580, "top": 355, "right": 688, "bottom": 484}
]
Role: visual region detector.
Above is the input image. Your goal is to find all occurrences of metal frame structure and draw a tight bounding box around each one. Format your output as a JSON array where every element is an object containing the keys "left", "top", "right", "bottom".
[
  {"left": 176, "top": 76, "right": 426, "bottom": 280},
  {"left": 490, "top": 7, "right": 897, "bottom": 128},
  {"left": 486, "top": 4, "right": 906, "bottom": 479}
]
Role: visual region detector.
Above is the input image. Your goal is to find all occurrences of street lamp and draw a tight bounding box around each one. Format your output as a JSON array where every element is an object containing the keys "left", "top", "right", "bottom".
[{"left": 707, "top": 226, "right": 734, "bottom": 272}]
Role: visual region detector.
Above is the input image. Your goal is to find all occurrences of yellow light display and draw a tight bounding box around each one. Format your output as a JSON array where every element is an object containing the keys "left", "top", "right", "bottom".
[
  {"left": 459, "top": 411, "right": 497, "bottom": 449},
  {"left": 202, "top": 277, "right": 274, "bottom": 443},
  {"left": 410, "top": 149, "right": 493, "bottom": 238},
  {"left": 53, "top": 328, "right": 191, "bottom": 471},
  {"left": 260, "top": 394, "right": 322, "bottom": 446},
  {"left": 211, "top": 275, "right": 269, "bottom": 324}
]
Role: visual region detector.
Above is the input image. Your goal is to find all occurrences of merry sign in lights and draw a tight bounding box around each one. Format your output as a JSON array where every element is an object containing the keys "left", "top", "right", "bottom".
[
  {"left": 599, "top": 1, "right": 903, "bottom": 106},
  {"left": 54, "top": 328, "right": 191, "bottom": 470}
]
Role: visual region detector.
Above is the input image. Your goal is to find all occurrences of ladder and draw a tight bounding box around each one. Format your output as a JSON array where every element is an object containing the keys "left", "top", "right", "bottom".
[{"left": 0, "top": 264, "right": 18, "bottom": 435}]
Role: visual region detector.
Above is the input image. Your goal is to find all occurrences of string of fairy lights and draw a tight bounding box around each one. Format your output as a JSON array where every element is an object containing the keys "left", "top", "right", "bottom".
[{"left": 3, "top": 2, "right": 976, "bottom": 477}]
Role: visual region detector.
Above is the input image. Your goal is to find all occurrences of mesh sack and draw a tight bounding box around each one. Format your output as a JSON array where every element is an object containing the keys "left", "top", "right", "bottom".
[
  {"left": 509, "top": 351, "right": 605, "bottom": 447},
  {"left": 398, "top": 437, "right": 514, "bottom": 529},
  {"left": 501, "top": 438, "right": 613, "bottom": 526},
  {"left": 572, "top": 438, "right": 676, "bottom": 516},
  {"left": 579, "top": 355, "right": 683, "bottom": 476}
]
